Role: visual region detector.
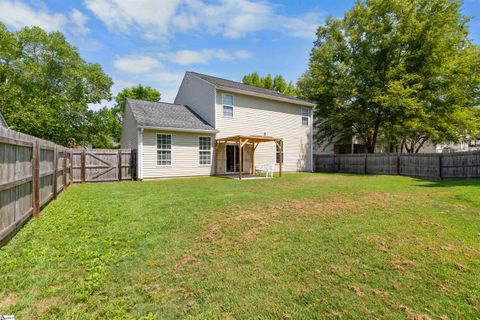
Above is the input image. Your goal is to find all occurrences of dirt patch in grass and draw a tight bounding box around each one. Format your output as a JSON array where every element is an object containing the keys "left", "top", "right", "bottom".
[
  {"left": 34, "top": 296, "right": 62, "bottom": 314},
  {"left": 400, "top": 305, "right": 432, "bottom": 320},
  {"left": 349, "top": 285, "right": 365, "bottom": 297},
  {"left": 200, "top": 224, "right": 224, "bottom": 242},
  {"left": 393, "top": 260, "right": 417, "bottom": 271},
  {"left": 0, "top": 293, "right": 18, "bottom": 311},
  {"left": 199, "top": 191, "right": 408, "bottom": 246},
  {"left": 175, "top": 256, "right": 199, "bottom": 271}
]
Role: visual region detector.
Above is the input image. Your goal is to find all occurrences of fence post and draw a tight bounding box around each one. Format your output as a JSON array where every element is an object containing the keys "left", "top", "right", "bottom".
[
  {"left": 69, "top": 151, "right": 73, "bottom": 185},
  {"left": 132, "top": 149, "right": 137, "bottom": 180},
  {"left": 364, "top": 154, "right": 368, "bottom": 174},
  {"left": 439, "top": 153, "right": 443, "bottom": 179},
  {"left": 397, "top": 153, "right": 400, "bottom": 175},
  {"left": 52, "top": 147, "right": 58, "bottom": 199},
  {"left": 81, "top": 150, "right": 86, "bottom": 183},
  {"left": 63, "top": 150, "right": 67, "bottom": 188},
  {"left": 118, "top": 149, "right": 122, "bottom": 181},
  {"left": 32, "top": 141, "right": 40, "bottom": 217}
]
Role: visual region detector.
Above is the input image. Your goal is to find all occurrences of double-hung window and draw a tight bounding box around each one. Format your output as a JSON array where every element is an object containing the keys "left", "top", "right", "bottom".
[
  {"left": 222, "top": 94, "right": 234, "bottom": 117},
  {"left": 199, "top": 136, "right": 212, "bottom": 165},
  {"left": 157, "top": 134, "right": 171, "bottom": 165},
  {"left": 276, "top": 143, "right": 284, "bottom": 164},
  {"left": 301, "top": 108, "right": 310, "bottom": 126}
]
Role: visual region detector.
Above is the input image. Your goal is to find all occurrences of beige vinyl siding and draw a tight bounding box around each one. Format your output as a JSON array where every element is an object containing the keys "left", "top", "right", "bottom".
[
  {"left": 215, "top": 90, "right": 313, "bottom": 173},
  {"left": 174, "top": 73, "right": 216, "bottom": 127},
  {"left": 141, "top": 129, "right": 214, "bottom": 178},
  {"left": 120, "top": 103, "right": 138, "bottom": 149}
]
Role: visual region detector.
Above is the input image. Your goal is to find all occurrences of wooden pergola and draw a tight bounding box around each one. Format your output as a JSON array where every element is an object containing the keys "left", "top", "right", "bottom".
[{"left": 214, "top": 135, "right": 283, "bottom": 180}]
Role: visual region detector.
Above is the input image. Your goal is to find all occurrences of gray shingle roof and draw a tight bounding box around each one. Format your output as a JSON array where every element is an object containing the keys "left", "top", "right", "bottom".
[
  {"left": 127, "top": 99, "right": 217, "bottom": 132},
  {"left": 187, "top": 71, "right": 314, "bottom": 106}
]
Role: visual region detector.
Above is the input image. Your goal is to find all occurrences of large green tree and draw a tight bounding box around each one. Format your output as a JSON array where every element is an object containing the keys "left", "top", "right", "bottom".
[
  {"left": 0, "top": 24, "right": 113, "bottom": 146},
  {"left": 298, "top": 0, "right": 480, "bottom": 153},
  {"left": 115, "top": 84, "right": 161, "bottom": 114},
  {"left": 242, "top": 72, "right": 296, "bottom": 96}
]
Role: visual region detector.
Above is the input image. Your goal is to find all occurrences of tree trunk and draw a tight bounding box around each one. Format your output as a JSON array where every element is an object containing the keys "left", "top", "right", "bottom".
[
  {"left": 414, "top": 136, "right": 429, "bottom": 153},
  {"left": 370, "top": 108, "right": 383, "bottom": 154}
]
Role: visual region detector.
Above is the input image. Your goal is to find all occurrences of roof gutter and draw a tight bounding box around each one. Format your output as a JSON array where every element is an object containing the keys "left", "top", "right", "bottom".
[
  {"left": 138, "top": 125, "right": 219, "bottom": 134},
  {"left": 215, "top": 86, "right": 315, "bottom": 107}
]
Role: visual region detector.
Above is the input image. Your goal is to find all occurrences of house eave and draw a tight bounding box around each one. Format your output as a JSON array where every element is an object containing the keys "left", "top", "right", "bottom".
[
  {"left": 215, "top": 86, "right": 315, "bottom": 107},
  {"left": 138, "top": 125, "right": 218, "bottom": 134}
]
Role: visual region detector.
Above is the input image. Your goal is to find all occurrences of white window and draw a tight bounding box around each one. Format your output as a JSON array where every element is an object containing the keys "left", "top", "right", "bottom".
[
  {"left": 276, "top": 143, "right": 284, "bottom": 164},
  {"left": 157, "top": 134, "right": 171, "bottom": 166},
  {"left": 301, "top": 108, "right": 310, "bottom": 126},
  {"left": 199, "top": 136, "right": 212, "bottom": 165},
  {"left": 222, "top": 94, "right": 234, "bottom": 117}
]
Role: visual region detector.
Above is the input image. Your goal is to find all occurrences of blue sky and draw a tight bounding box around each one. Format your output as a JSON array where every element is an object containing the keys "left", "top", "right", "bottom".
[{"left": 1, "top": 0, "right": 479, "bottom": 109}]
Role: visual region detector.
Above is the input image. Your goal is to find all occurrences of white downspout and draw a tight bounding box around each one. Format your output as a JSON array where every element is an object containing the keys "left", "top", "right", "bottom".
[{"left": 138, "top": 128, "right": 143, "bottom": 180}]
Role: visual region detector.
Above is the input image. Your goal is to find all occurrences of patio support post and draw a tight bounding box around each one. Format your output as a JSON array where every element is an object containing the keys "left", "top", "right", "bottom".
[
  {"left": 279, "top": 140, "right": 283, "bottom": 177},
  {"left": 214, "top": 141, "right": 219, "bottom": 175},
  {"left": 238, "top": 138, "right": 243, "bottom": 180},
  {"left": 251, "top": 143, "right": 255, "bottom": 175}
]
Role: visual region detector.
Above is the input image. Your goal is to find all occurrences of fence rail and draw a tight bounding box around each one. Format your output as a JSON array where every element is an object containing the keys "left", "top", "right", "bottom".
[
  {"left": 314, "top": 151, "right": 480, "bottom": 179},
  {"left": 0, "top": 127, "right": 134, "bottom": 245}
]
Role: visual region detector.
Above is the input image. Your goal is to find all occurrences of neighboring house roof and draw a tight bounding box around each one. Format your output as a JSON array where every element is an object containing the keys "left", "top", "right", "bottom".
[
  {"left": 127, "top": 99, "right": 218, "bottom": 133},
  {"left": 0, "top": 111, "right": 8, "bottom": 128},
  {"left": 186, "top": 71, "right": 315, "bottom": 107}
]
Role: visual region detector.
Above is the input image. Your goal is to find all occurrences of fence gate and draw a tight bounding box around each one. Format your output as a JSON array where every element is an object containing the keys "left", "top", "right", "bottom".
[{"left": 71, "top": 149, "right": 133, "bottom": 182}]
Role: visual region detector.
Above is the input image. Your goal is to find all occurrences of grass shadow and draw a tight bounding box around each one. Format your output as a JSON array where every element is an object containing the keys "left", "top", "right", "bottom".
[{"left": 413, "top": 178, "right": 480, "bottom": 188}]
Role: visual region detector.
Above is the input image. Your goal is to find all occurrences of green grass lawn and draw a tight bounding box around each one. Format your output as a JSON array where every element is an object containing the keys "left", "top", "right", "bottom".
[{"left": 0, "top": 173, "right": 479, "bottom": 319}]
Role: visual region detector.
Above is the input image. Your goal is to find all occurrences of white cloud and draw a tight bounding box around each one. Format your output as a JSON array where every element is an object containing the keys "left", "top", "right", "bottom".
[
  {"left": 85, "top": 0, "right": 323, "bottom": 40},
  {"left": 234, "top": 50, "right": 253, "bottom": 59},
  {"left": 280, "top": 12, "right": 321, "bottom": 39},
  {"left": 70, "top": 9, "right": 90, "bottom": 36},
  {"left": 172, "top": 0, "right": 273, "bottom": 38},
  {"left": 112, "top": 54, "right": 184, "bottom": 102},
  {"left": 113, "top": 55, "right": 162, "bottom": 74},
  {"left": 84, "top": 0, "right": 181, "bottom": 39},
  {"left": 0, "top": 1, "right": 97, "bottom": 43},
  {"left": 0, "top": 0, "right": 66, "bottom": 32},
  {"left": 161, "top": 49, "right": 252, "bottom": 65}
]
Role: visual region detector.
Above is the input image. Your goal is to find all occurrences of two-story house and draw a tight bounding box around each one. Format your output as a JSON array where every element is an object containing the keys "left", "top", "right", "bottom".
[{"left": 120, "top": 71, "right": 315, "bottom": 179}]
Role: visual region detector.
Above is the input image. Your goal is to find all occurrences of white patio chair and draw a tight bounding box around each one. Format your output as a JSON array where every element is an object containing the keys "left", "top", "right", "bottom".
[{"left": 255, "top": 164, "right": 274, "bottom": 178}]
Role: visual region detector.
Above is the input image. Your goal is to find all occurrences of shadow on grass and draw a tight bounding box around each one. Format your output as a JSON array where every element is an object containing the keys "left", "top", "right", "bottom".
[
  {"left": 314, "top": 172, "right": 480, "bottom": 188},
  {"left": 413, "top": 178, "right": 480, "bottom": 188}
]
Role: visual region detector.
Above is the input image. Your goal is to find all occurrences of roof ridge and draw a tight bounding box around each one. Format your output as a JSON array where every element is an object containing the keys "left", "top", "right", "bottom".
[
  {"left": 186, "top": 71, "right": 313, "bottom": 106},
  {"left": 126, "top": 98, "right": 183, "bottom": 107},
  {"left": 188, "top": 71, "right": 265, "bottom": 90}
]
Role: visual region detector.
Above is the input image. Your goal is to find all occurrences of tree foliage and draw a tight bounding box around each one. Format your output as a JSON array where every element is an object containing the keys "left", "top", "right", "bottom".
[
  {"left": 115, "top": 84, "right": 161, "bottom": 114},
  {"left": 0, "top": 23, "right": 113, "bottom": 146},
  {"left": 298, "top": 0, "right": 480, "bottom": 153},
  {"left": 242, "top": 72, "right": 296, "bottom": 96}
]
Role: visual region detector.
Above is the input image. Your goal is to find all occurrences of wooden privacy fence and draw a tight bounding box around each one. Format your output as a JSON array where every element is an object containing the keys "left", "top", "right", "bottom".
[
  {"left": 0, "top": 127, "right": 134, "bottom": 245},
  {"left": 70, "top": 149, "right": 133, "bottom": 183},
  {"left": 314, "top": 151, "right": 480, "bottom": 179}
]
